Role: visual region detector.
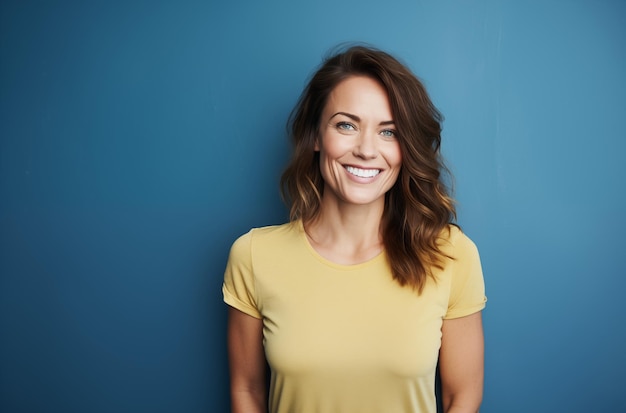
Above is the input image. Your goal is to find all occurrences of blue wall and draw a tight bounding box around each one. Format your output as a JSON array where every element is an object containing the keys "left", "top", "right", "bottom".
[{"left": 1, "top": 1, "right": 624, "bottom": 412}]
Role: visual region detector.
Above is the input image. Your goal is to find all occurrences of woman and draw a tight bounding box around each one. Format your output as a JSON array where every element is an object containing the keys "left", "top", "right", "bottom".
[{"left": 223, "top": 45, "right": 486, "bottom": 413}]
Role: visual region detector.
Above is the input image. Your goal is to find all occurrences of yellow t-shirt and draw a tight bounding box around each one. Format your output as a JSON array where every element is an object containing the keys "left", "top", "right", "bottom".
[{"left": 223, "top": 221, "right": 486, "bottom": 413}]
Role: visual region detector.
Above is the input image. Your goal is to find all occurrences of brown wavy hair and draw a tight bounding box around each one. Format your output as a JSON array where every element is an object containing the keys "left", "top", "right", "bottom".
[{"left": 280, "top": 45, "right": 456, "bottom": 293}]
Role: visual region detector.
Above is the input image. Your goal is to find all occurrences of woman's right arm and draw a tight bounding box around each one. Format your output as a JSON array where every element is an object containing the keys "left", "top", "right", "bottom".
[{"left": 227, "top": 306, "right": 267, "bottom": 413}]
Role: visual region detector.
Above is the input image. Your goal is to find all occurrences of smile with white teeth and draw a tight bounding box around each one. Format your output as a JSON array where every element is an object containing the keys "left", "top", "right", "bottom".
[{"left": 345, "top": 165, "right": 381, "bottom": 178}]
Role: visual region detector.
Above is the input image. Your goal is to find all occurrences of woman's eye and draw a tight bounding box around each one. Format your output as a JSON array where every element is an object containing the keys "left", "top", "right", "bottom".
[
  {"left": 336, "top": 122, "right": 356, "bottom": 131},
  {"left": 380, "top": 129, "right": 396, "bottom": 138}
]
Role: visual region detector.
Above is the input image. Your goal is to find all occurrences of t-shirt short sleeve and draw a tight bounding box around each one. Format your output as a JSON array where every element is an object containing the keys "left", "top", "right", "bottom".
[
  {"left": 222, "top": 231, "right": 262, "bottom": 319},
  {"left": 444, "top": 230, "right": 487, "bottom": 319}
]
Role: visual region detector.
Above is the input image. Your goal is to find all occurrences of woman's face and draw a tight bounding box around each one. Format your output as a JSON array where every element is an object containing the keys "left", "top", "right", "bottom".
[{"left": 316, "top": 75, "right": 402, "bottom": 208}]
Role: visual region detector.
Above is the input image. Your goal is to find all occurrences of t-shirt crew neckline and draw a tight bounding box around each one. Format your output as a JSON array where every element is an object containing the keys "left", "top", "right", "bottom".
[{"left": 296, "top": 220, "right": 386, "bottom": 271}]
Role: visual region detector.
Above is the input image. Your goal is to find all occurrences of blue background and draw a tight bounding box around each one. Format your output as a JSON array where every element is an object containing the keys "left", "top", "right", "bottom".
[{"left": 1, "top": 1, "right": 625, "bottom": 412}]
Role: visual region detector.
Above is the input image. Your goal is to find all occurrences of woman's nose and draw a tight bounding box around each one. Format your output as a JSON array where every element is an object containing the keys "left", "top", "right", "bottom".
[{"left": 353, "top": 131, "right": 378, "bottom": 160}]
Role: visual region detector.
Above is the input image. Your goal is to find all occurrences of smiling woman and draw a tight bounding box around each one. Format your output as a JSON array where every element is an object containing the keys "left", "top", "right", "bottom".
[
  {"left": 223, "top": 45, "right": 486, "bottom": 413},
  {"left": 316, "top": 76, "right": 402, "bottom": 210}
]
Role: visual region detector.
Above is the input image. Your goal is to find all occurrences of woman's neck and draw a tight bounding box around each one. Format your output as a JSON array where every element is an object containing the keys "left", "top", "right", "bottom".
[{"left": 304, "top": 196, "right": 385, "bottom": 265}]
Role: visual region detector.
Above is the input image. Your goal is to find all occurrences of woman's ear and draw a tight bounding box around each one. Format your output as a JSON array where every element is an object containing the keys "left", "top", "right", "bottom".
[{"left": 314, "top": 135, "right": 320, "bottom": 151}]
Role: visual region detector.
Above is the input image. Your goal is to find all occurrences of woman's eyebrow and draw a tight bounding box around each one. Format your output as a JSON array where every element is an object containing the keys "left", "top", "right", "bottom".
[
  {"left": 330, "top": 111, "right": 360, "bottom": 122},
  {"left": 330, "top": 112, "right": 395, "bottom": 126}
]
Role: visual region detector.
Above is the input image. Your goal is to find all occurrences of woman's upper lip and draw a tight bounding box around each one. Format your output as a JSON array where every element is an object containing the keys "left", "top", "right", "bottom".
[{"left": 342, "top": 163, "right": 383, "bottom": 170}]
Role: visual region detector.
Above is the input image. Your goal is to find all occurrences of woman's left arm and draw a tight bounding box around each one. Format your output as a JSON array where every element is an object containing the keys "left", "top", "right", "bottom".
[{"left": 439, "top": 311, "right": 484, "bottom": 413}]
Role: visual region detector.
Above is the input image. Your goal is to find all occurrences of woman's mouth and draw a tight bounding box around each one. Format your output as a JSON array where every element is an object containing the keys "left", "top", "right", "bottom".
[{"left": 345, "top": 166, "right": 381, "bottom": 178}]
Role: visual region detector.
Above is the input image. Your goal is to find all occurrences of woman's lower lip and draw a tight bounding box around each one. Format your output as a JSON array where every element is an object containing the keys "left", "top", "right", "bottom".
[{"left": 344, "top": 168, "right": 381, "bottom": 183}]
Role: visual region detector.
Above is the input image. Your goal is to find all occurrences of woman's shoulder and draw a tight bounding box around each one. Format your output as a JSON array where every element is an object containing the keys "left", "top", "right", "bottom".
[
  {"left": 439, "top": 224, "right": 479, "bottom": 258},
  {"left": 250, "top": 220, "right": 300, "bottom": 238},
  {"left": 228, "top": 222, "right": 300, "bottom": 262},
  {"left": 233, "top": 221, "right": 301, "bottom": 247}
]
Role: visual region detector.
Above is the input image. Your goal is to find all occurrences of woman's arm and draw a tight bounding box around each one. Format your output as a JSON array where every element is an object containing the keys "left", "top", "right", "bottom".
[
  {"left": 227, "top": 306, "right": 267, "bottom": 413},
  {"left": 439, "top": 311, "right": 484, "bottom": 413}
]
